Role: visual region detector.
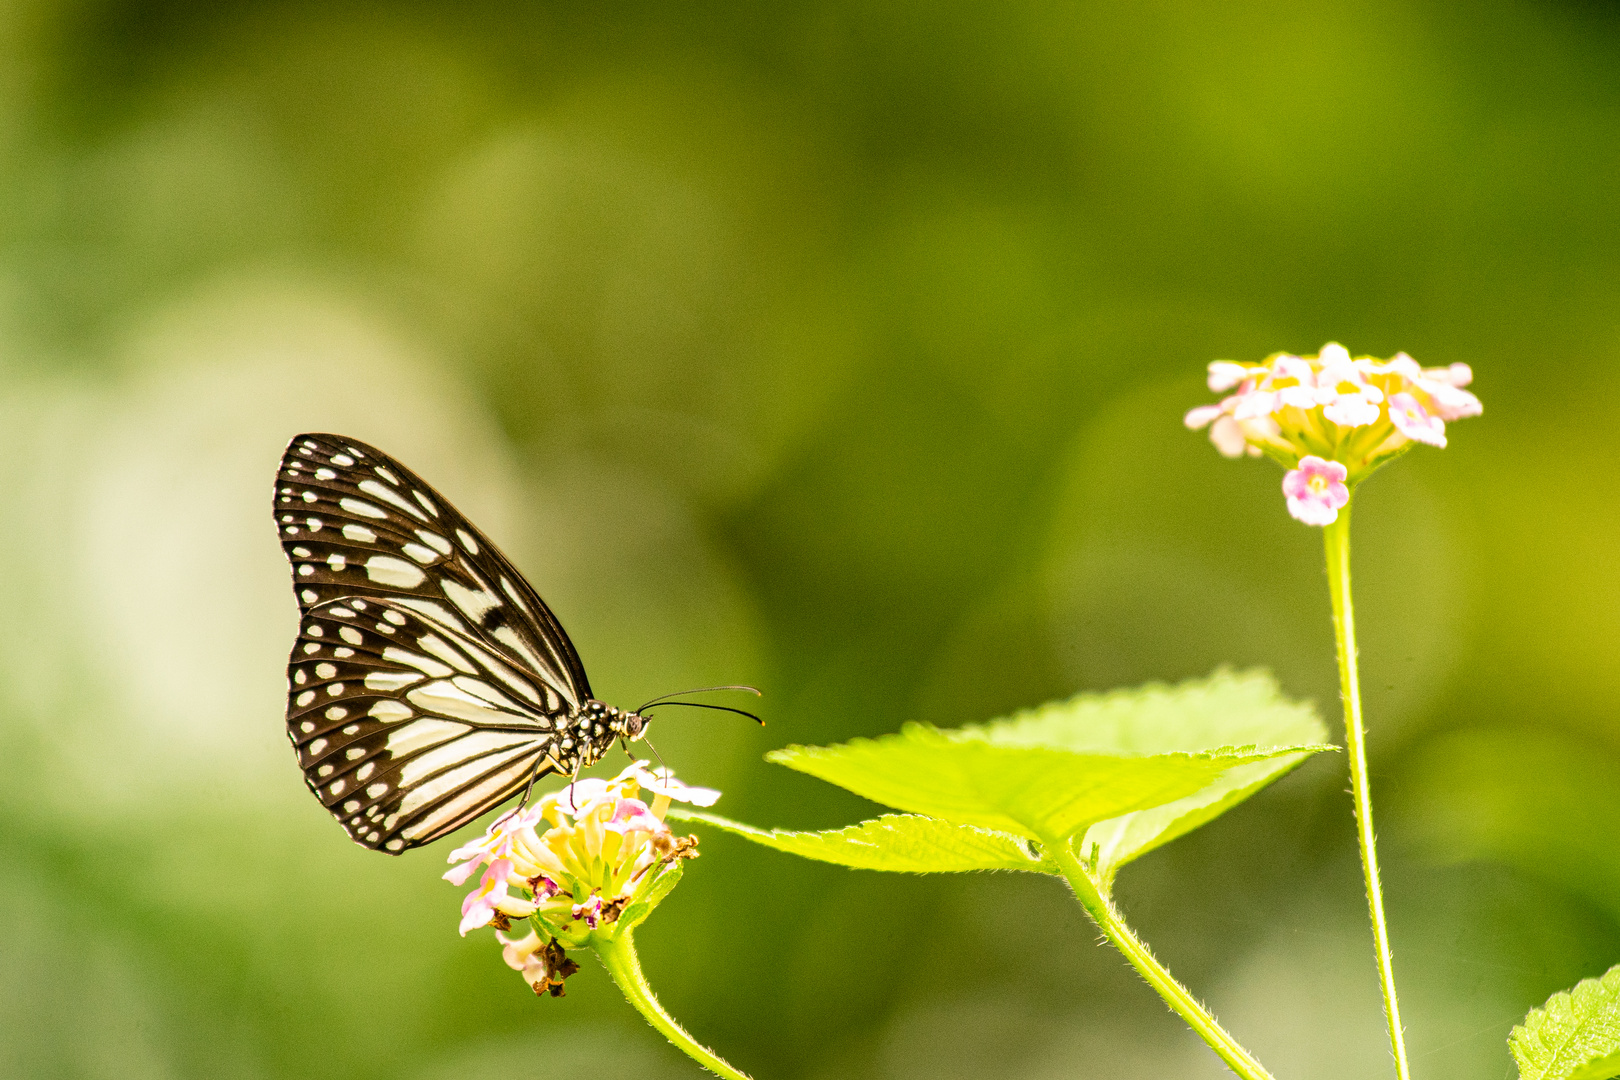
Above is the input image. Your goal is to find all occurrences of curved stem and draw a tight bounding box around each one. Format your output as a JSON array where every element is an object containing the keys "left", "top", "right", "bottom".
[
  {"left": 1047, "top": 837, "right": 1276, "bottom": 1080},
  {"left": 595, "top": 929, "right": 753, "bottom": 1080},
  {"left": 1324, "top": 504, "right": 1412, "bottom": 1079}
]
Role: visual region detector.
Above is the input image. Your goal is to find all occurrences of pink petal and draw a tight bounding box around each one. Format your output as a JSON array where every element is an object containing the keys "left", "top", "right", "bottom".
[
  {"left": 1286, "top": 495, "right": 1340, "bottom": 526},
  {"left": 1298, "top": 455, "right": 1348, "bottom": 483},
  {"left": 1316, "top": 342, "right": 1351, "bottom": 366},
  {"left": 442, "top": 860, "right": 480, "bottom": 887},
  {"left": 1322, "top": 394, "right": 1381, "bottom": 428},
  {"left": 1206, "top": 362, "right": 1250, "bottom": 392},
  {"left": 1388, "top": 393, "right": 1448, "bottom": 447},
  {"left": 1209, "top": 416, "right": 1249, "bottom": 458},
  {"left": 1231, "top": 390, "right": 1279, "bottom": 420}
]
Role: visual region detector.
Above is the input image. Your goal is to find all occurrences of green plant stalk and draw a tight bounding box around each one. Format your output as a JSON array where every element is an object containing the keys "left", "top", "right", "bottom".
[
  {"left": 594, "top": 929, "right": 753, "bottom": 1080},
  {"left": 1324, "top": 503, "right": 1411, "bottom": 1080},
  {"left": 1047, "top": 835, "right": 1276, "bottom": 1080}
]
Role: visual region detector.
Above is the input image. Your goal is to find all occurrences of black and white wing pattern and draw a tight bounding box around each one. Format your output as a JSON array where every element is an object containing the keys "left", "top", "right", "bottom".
[
  {"left": 274, "top": 433, "right": 589, "bottom": 853},
  {"left": 288, "top": 597, "right": 566, "bottom": 851}
]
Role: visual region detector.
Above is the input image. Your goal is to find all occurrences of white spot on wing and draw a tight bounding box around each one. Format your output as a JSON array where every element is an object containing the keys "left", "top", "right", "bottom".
[
  {"left": 332, "top": 454, "right": 355, "bottom": 466},
  {"left": 416, "top": 530, "right": 452, "bottom": 555},
  {"left": 402, "top": 542, "right": 438, "bottom": 565},
  {"left": 407, "top": 680, "right": 529, "bottom": 724},
  {"left": 343, "top": 524, "right": 377, "bottom": 544},
  {"left": 384, "top": 717, "right": 469, "bottom": 756},
  {"left": 442, "top": 579, "right": 499, "bottom": 626},
  {"left": 339, "top": 626, "right": 363, "bottom": 645},
  {"left": 398, "top": 733, "right": 535, "bottom": 789},
  {"left": 391, "top": 597, "right": 467, "bottom": 633},
  {"left": 365, "top": 670, "right": 424, "bottom": 692},
  {"left": 365, "top": 556, "right": 426, "bottom": 588},
  {"left": 382, "top": 647, "right": 453, "bottom": 678},
  {"left": 416, "top": 634, "right": 475, "bottom": 674},
  {"left": 456, "top": 529, "right": 479, "bottom": 554},
  {"left": 369, "top": 699, "right": 413, "bottom": 721},
  {"left": 360, "top": 479, "right": 428, "bottom": 521},
  {"left": 340, "top": 498, "right": 387, "bottom": 519}
]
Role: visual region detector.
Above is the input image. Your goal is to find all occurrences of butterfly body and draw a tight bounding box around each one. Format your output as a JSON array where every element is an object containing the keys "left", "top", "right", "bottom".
[{"left": 274, "top": 433, "right": 649, "bottom": 853}]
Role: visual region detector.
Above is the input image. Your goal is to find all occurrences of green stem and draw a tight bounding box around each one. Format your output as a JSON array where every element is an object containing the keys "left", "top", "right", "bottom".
[
  {"left": 1324, "top": 503, "right": 1412, "bottom": 1080},
  {"left": 1047, "top": 837, "right": 1276, "bottom": 1080},
  {"left": 595, "top": 929, "right": 753, "bottom": 1080}
]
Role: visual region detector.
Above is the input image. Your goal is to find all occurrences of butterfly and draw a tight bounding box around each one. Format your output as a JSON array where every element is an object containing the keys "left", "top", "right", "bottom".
[{"left": 272, "top": 433, "right": 656, "bottom": 854}]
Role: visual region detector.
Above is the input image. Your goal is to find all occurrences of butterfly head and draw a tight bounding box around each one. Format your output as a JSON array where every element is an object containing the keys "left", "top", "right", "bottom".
[{"left": 574, "top": 699, "right": 649, "bottom": 762}]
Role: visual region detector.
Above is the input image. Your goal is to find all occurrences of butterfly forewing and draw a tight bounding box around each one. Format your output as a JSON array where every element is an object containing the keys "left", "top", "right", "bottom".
[
  {"left": 275, "top": 434, "right": 588, "bottom": 852},
  {"left": 274, "top": 434, "right": 591, "bottom": 705}
]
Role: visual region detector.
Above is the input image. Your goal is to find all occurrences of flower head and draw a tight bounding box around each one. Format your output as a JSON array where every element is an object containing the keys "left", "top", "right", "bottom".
[
  {"left": 444, "top": 762, "right": 711, "bottom": 995},
  {"left": 1185, "top": 344, "right": 1481, "bottom": 525}
]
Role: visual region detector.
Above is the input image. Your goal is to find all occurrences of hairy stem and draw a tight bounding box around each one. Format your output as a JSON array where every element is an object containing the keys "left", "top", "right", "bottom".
[
  {"left": 1047, "top": 837, "right": 1276, "bottom": 1080},
  {"left": 1324, "top": 504, "right": 1411, "bottom": 1079},
  {"left": 595, "top": 929, "right": 752, "bottom": 1080}
]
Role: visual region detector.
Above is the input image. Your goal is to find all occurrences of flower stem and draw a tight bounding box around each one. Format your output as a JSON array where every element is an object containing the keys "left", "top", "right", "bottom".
[
  {"left": 594, "top": 929, "right": 753, "bottom": 1080},
  {"left": 1323, "top": 503, "right": 1411, "bottom": 1080},
  {"left": 1047, "top": 836, "right": 1276, "bottom": 1080}
]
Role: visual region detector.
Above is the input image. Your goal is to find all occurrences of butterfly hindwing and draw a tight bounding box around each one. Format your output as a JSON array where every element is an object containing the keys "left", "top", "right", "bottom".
[
  {"left": 289, "top": 595, "right": 571, "bottom": 851},
  {"left": 275, "top": 433, "right": 596, "bottom": 853}
]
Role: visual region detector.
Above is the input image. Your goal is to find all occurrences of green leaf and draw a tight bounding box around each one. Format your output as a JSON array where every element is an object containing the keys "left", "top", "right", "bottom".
[
  {"left": 768, "top": 714, "right": 1321, "bottom": 844},
  {"left": 984, "top": 670, "right": 1330, "bottom": 882},
  {"left": 1511, "top": 964, "right": 1620, "bottom": 1080},
  {"left": 667, "top": 808, "right": 1052, "bottom": 874},
  {"left": 967, "top": 669, "right": 1324, "bottom": 756},
  {"left": 615, "top": 859, "right": 685, "bottom": 934}
]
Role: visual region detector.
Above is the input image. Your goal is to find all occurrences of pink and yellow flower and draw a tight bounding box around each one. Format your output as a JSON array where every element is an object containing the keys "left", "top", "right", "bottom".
[
  {"left": 1185, "top": 343, "right": 1481, "bottom": 525},
  {"left": 444, "top": 762, "right": 713, "bottom": 994}
]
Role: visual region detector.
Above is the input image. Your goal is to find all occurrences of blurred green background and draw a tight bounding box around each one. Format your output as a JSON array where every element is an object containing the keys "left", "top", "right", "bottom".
[{"left": 1, "top": 1, "right": 1617, "bottom": 1077}]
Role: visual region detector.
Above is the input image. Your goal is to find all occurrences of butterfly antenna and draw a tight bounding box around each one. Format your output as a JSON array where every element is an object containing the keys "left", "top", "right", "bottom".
[
  {"left": 636, "top": 684, "right": 762, "bottom": 713},
  {"left": 643, "top": 700, "right": 764, "bottom": 725}
]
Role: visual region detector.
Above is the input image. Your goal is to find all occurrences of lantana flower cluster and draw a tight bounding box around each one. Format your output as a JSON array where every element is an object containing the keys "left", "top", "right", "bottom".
[
  {"left": 444, "top": 762, "right": 718, "bottom": 995},
  {"left": 1185, "top": 343, "right": 1481, "bottom": 526}
]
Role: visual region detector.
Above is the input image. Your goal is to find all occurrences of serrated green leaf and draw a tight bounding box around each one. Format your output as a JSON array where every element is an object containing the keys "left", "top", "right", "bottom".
[
  {"left": 666, "top": 808, "right": 1053, "bottom": 874},
  {"left": 986, "top": 670, "right": 1331, "bottom": 881},
  {"left": 968, "top": 669, "right": 1324, "bottom": 756},
  {"left": 1511, "top": 964, "right": 1620, "bottom": 1080},
  {"left": 767, "top": 722, "right": 1314, "bottom": 842},
  {"left": 616, "top": 860, "right": 684, "bottom": 934}
]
